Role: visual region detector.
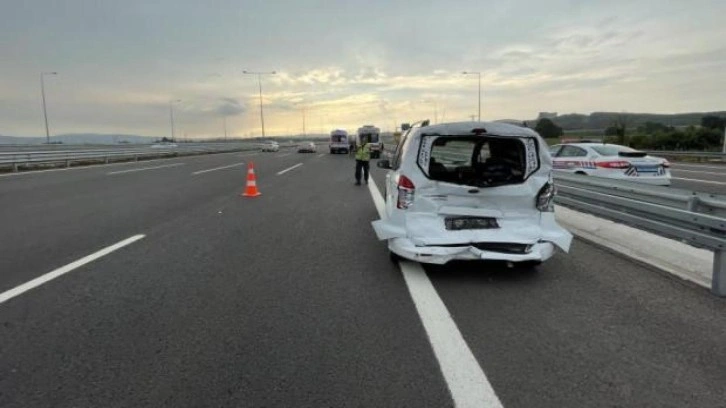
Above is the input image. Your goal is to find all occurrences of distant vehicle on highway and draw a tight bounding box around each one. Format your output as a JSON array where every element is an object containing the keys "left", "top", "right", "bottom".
[
  {"left": 549, "top": 143, "right": 671, "bottom": 186},
  {"left": 261, "top": 142, "right": 280, "bottom": 152},
  {"left": 329, "top": 129, "right": 349, "bottom": 154},
  {"left": 356, "top": 125, "right": 382, "bottom": 158},
  {"left": 298, "top": 142, "right": 317, "bottom": 153},
  {"left": 374, "top": 121, "right": 572, "bottom": 266},
  {"left": 151, "top": 142, "right": 178, "bottom": 148}
]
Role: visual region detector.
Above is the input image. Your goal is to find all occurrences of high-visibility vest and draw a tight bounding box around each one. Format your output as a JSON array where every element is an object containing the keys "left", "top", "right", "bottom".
[{"left": 355, "top": 143, "right": 371, "bottom": 161}]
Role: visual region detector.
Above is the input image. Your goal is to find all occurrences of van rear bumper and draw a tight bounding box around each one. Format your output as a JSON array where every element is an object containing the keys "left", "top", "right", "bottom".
[{"left": 388, "top": 237, "right": 555, "bottom": 265}]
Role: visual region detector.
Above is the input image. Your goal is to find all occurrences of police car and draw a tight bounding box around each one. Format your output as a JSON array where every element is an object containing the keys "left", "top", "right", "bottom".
[{"left": 549, "top": 143, "right": 671, "bottom": 186}]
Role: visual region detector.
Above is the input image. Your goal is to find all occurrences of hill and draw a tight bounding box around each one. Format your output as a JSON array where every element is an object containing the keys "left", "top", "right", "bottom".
[{"left": 542, "top": 111, "right": 726, "bottom": 131}]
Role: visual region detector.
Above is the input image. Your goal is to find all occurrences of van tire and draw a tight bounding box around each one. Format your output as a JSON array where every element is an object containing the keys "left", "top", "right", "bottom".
[
  {"left": 389, "top": 250, "right": 401, "bottom": 263},
  {"left": 575, "top": 171, "right": 587, "bottom": 175}
]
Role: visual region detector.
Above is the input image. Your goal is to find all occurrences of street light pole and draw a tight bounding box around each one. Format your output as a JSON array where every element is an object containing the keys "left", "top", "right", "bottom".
[
  {"left": 243, "top": 70, "right": 276, "bottom": 138},
  {"left": 462, "top": 71, "right": 481, "bottom": 121},
  {"left": 40, "top": 72, "right": 57, "bottom": 144},
  {"left": 223, "top": 116, "right": 228, "bottom": 141},
  {"left": 169, "top": 99, "right": 181, "bottom": 141}
]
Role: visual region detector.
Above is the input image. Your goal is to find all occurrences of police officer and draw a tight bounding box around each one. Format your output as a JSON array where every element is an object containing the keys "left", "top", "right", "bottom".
[{"left": 354, "top": 135, "right": 371, "bottom": 185}]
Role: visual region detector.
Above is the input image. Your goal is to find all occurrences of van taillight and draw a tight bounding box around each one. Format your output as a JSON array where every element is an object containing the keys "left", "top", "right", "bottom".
[
  {"left": 536, "top": 181, "right": 556, "bottom": 212},
  {"left": 397, "top": 175, "right": 415, "bottom": 209}
]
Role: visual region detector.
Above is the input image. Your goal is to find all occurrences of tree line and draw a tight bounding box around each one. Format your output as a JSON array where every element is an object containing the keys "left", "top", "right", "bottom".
[{"left": 534, "top": 115, "right": 725, "bottom": 151}]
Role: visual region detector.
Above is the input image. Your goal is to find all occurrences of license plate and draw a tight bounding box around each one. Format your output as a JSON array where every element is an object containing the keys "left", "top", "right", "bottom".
[{"left": 444, "top": 216, "right": 499, "bottom": 230}]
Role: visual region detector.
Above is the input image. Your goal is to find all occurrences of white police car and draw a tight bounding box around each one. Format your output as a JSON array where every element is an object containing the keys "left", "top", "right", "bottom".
[{"left": 549, "top": 143, "right": 671, "bottom": 186}]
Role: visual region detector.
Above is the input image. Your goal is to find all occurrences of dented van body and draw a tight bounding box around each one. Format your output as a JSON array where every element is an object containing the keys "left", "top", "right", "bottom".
[{"left": 373, "top": 121, "right": 572, "bottom": 265}]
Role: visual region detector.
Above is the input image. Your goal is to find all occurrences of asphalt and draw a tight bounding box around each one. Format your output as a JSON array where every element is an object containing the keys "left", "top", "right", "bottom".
[
  {"left": 1, "top": 148, "right": 725, "bottom": 407},
  {"left": 669, "top": 163, "right": 726, "bottom": 195}
]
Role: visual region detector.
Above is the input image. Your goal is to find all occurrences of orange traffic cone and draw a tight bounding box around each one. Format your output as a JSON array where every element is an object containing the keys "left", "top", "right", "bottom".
[{"left": 241, "top": 162, "right": 262, "bottom": 197}]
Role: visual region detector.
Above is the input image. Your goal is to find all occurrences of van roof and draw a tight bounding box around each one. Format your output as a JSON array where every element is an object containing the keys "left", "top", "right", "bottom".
[{"left": 419, "top": 121, "right": 540, "bottom": 138}]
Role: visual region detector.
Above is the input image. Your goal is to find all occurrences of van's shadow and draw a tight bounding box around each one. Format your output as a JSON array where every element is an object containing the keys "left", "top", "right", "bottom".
[{"left": 421, "top": 260, "right": 542, "bottom": 285}]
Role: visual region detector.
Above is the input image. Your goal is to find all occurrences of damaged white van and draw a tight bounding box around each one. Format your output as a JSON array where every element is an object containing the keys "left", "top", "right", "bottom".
[{"left": 373, "top": 121, "right": 572, "bottom": 265}]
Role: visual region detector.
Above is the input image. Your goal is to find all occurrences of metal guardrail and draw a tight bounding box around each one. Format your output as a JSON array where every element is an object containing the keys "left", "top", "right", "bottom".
[
  {"left": 646, "top": 150, "right": 726, "bottom": 162},
  {"left": 554, "top": 172, "right": 726, "bottom": 296},
  {"left": 0, "top": 143, "right": 270, "bottom": 172}
]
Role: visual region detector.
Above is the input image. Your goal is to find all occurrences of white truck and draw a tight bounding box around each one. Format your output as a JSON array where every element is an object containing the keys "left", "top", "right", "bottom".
[
  {"left": 329, "top": 129, "right": 349, "bottom": 154},
  {"left": 355, "top": 125, "right": 383, "bottom": 159}
]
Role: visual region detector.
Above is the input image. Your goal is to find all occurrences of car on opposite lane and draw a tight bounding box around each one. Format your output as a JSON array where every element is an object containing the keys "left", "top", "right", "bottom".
[
  {"left": 549, "top": 143, "right": 671, "bottom": 186},
  {"left": 298, "top": 142, "right": 317, "bottom": 153},
  {"left": 373, "top": 121, "right": 572, "bottom": 266}
]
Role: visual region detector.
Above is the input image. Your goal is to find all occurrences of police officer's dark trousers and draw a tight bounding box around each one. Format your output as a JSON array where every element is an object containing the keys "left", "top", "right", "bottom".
[{"left": 355, "top": 160, "right": 370, "bottom": 184}]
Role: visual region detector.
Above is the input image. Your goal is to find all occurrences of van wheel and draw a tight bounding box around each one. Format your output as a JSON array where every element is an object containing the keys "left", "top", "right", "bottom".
[{"left": 575, "top": 171, "right": 587, "bottom": 176}]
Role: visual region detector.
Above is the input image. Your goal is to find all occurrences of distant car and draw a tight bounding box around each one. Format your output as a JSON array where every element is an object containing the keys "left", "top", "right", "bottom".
[
  {"left": 261, "top": 142, "right": 280, "bottom": 152},
  {"left": 373, "top": 121, "right": 572, "bottom": 265},
  {"left": 549, "top": 143, "right": 671, "bottom": 186},
  {"left": 151, "top": 142, "right": 178, "bottom": 148},
  {"left": 298, "top": 142, "right": 317, "bottom": 153}
]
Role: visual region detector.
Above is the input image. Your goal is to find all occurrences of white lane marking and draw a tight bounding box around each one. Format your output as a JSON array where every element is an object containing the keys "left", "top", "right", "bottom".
[
  {"left": 671, "top": 177, "right": 726, "bottom": 186},
  {"left": 0, "top": 234, "right": 146, "bottom": 305},
  {"left": 367, "top": 179, "right": 504, "bottom": 408},
  {"left": 107, "top": 163, "right": 184, "bottom": 175},
  {"left": 276, "top": 163, "right": 303, "bottom": 175},
  {"left": 192, "top": 162, "right": 246, "bottom": 175},
  {"left": 276, "top": 153, "right": 293, "bottom": 158},
  {"left": 670, "top": 168, "right": 726, "bottom": 176},
  {"left": 317, "top": 153, "right": 325, "bottom": 158}
]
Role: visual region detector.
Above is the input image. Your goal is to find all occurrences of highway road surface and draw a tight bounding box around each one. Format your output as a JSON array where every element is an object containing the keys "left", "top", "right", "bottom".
[
  {"left": 669, "top": 162, "right": 726, "bottom": 195},
  {"left": 1, "top": 150, "right": 725, "bottom": 407}
]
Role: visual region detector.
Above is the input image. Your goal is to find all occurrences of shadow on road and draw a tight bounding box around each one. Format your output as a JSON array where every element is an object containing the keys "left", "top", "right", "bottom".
[{"left": 422, "top": 260, "right": 542, "bottom": 286}]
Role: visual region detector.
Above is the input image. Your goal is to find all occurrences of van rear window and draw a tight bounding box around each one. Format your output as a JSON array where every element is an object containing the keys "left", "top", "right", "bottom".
[
  {"left": 360, "top": 133, "right": 380, "bottom": 143},
  {"left": 418, "top": 136, "right": 538, "bottom": 187}
]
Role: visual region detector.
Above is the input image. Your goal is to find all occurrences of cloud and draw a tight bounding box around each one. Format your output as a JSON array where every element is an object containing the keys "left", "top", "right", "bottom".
[
  {"left": 214, "top": 98, "right": 245, "bottom": 117},
  {"left": 1, "top": 0, "right": 725, "bottom": 137}
]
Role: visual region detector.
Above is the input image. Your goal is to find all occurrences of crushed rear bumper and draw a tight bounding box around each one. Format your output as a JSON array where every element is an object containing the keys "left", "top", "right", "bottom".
[{"left": 387, "top": 237, "right": 555, "bottom": 264}]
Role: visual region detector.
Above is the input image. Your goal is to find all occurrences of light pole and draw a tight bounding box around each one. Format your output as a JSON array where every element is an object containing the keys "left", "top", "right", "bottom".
[
  {"left": 223, "top": 116, "right": 228, "bottom": 141},
  {"left": 422, "top": 99, "right": 438, "bottom": 124},
  {"left": 169, "top": 99, "right": 181, "bottom": 141},
  {"left": 243, "top": 70, "right": 276, "bottom": 138},
  {"left": 302, "top": 106, "right": 306, "bottom": 137},
  {"left": 40, "top": 72, "right": 57, "bottom": 144},
  {"left": 462, "top": 71, "right": 481, "bottom": 121}
]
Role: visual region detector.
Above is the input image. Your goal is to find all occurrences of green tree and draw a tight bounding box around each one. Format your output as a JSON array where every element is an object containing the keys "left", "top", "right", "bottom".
[
  {"left": 535, "top": 118, "right": 564, "bottom": 139},
  {"left": 701, "top": 115, "right": 726, "bottom": 131}
]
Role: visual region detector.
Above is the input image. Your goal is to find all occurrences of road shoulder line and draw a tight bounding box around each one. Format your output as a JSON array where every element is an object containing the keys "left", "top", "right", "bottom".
[{"left": 367, "top": 179, "right": 504, "bottom": 408}]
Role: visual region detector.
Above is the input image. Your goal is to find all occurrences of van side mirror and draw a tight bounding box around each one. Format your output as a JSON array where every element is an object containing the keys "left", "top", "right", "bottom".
[{"left": 377, "top": 159, "right": 392, "bottom": 169}]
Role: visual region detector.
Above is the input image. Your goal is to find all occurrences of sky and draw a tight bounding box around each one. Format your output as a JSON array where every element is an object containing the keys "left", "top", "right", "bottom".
[{"left": 1, "top": 0, "right": 725, "bottom": 139}]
